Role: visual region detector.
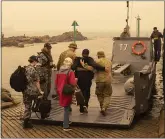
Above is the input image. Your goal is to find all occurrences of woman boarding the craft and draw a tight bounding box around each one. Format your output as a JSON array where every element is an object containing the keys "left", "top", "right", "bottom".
[{"left": 55, "top": 57, "right": 77, "bottom": 131}]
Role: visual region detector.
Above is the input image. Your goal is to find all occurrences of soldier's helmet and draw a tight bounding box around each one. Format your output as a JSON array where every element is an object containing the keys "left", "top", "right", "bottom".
[{"left": 68, "top": 43, "right": 78, "bottom": 49}]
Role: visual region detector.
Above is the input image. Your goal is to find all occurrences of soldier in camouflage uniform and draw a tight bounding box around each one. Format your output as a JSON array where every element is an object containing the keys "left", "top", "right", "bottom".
[
  {"left": 23, "top": 55, "right": 43, "bottom": 128},
  {"left": 120, "top": 28, "right": 130, "bottom": 38},
  {"left": 57, "top": 43, "right": 77, "bottom": 71},
  {"left": 37, "top": 43, "right": 55, "bottom": 99},
  {"left": 95, "top": 51, "right": 112, "bottom": 116}
]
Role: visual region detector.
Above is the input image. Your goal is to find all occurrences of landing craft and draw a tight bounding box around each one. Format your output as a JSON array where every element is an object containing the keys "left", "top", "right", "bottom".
[{"left": 31, "top": 1, "right": 156, "bottom": 128}]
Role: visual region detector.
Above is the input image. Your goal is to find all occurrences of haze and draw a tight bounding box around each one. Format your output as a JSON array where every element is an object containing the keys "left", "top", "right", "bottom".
[{"left": 2, "top": 1, "right": 164, "bottom": 37}]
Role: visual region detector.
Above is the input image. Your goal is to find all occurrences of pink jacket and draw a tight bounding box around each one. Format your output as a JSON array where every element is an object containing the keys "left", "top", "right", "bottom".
[{"left": 55, "top": 66, "right": 76, "bottom": 107}]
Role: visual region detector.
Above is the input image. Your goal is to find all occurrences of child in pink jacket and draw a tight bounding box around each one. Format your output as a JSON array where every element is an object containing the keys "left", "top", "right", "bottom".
[{"left": 55, "top": 57, "right": 76, "bottom": 131}]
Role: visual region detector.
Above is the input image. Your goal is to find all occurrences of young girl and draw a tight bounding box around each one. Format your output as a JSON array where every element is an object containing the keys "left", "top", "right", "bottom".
[{"left": 55, "top": 57, "right": 76, "bottom": 131}]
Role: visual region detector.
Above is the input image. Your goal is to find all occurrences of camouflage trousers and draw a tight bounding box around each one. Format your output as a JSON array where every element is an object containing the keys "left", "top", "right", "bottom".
[
  {"left": 40, "top": 70, "right": 52, "bottom": 99},
  {"left": 23, "top": 94, "right": 37, "bottom": 120},
  {"left": 95, "top": 82, "right": 112, "bottom": 110}
]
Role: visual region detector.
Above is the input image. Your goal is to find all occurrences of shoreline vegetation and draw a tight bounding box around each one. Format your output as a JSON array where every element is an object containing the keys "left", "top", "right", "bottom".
[{"left": 2, "top": 31, "right": 88, "bottom": 47}]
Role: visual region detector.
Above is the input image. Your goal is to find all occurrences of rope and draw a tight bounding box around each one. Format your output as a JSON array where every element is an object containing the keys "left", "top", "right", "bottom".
[{"left": 130, "top": 1, "right": 134, "bottom": 30}]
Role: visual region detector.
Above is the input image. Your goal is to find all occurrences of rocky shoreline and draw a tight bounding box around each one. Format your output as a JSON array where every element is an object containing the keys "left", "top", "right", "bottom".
[{"left": 2, "top": 31, "right": 87, "bottom": 47}]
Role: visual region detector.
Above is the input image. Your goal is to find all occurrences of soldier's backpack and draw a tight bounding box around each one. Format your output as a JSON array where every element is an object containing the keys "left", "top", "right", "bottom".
[{"left": 10, "top": 66, "right": 28, "bottom": 92}]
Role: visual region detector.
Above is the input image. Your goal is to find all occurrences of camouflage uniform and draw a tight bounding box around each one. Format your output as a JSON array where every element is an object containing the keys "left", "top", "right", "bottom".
[
  {"left": 37, "top": 52, "right": 53, "bottom": 99},
  {"left": 23, "top": 65, "right": 40, "bottom": 120},
  {"left": 57, "top": 49, "right": 76, "bottom": 71},
  {"left": 95, "top": 52, "right": 112, "bottom": 111},
  {"left": 120, "top": 32, "right": 130, "bottom": 38}
]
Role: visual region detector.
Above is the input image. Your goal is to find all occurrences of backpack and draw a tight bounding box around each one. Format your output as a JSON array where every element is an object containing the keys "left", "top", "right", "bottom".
[
  {"left": 10, "top": 66, "right": 28, "bottom": 92},
  {"left": 32, "top": 98, "right": 51, "bottom": 119}
]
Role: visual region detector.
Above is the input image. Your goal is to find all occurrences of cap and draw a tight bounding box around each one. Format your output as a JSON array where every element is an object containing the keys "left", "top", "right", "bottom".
[
  {"left": 28, "top": 55, "right": 38, "bottom": 62},
  {"left": 44, "top": 43, "right": 52, "bottom": 49},
  {"left": 82, "top": 49, "right": 89, "bottom": 55},
  {"left": 63, "top": 57, "right": 73, "bottom": 66},
  {"left": 97, "top": 51, "right": 105, "bottom": 57},
  {"left": 68, "top": 43, "right": 77, "bottom": 49}
]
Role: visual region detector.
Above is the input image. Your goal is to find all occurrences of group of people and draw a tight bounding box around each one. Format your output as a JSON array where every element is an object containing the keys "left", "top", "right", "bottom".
[
  {"left": 22, "top": 43, "right": 55, "bottom": 129},
  {"left": 120, "top": 26, "right": 164, "bottom": 63},
  {"left": 21, "top": 26, "right": 164, "bottom": 131},
  {"left": 22, "top": 42, "right": 112, "bottom": 131},
  {"left": 55, "top": 43, "right": 112, "bottom": 131}
]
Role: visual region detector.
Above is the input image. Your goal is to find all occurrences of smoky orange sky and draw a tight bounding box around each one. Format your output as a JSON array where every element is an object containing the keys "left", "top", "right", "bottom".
[{"left": 2, "top": 1, "right": 164, "bottom": 36}]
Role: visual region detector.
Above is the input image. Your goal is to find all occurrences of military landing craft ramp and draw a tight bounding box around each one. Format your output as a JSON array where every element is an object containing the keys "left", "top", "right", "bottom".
[{"left": 31, "top": 82, "right": 135, "bottom": 128}]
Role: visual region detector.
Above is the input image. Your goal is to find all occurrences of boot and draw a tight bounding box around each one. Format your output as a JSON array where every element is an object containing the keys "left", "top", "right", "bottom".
[
  {"left": 23, "top": 119, "right": 33, "bottom": 129},
  {"left": 100, "top": 108, "right": 106, "bottom": 116}
]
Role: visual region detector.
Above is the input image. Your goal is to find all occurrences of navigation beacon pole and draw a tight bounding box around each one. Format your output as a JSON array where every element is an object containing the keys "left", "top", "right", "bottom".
[
  {"left": 136, "top": 15, "right": 141, "bottom": 37},
  {"left": 71, "top": 20, "right": 79, "bottom": 43}
]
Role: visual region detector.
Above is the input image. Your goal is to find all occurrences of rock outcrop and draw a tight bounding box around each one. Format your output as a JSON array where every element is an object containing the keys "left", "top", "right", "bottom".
[{"left": 2, "top": 31, "right": 87, "bottom": 47}]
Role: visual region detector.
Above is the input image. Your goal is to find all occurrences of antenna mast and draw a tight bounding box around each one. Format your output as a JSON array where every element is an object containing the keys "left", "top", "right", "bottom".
[{"left": 136, "top": 15, "right": 141, "bottom": 37}]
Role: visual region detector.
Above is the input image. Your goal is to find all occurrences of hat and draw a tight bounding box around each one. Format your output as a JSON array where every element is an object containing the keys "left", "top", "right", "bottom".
[
  {"left": 153, "top": 27, "right": 157, "bottom": 30},
  {"left": 28, "top": 55, "right": 38, "bottom": 62},
  {"left": 97, "top": 51, "right": 105, "bottom": 57},
  {"left": 63, "top": 57, "right": 73, "bottom": 66},
  {"left": 44, "top": 43, "right": 52, "bottom": 49},
  {"left": 82, "top": 49, "right": 89, "bottom": 55},
  {"left": 68, "top": 43, "right": 77, "bottom": 49}
]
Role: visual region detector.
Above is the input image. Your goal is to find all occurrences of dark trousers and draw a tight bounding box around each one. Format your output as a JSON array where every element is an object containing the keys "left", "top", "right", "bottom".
[
  {"left": 154, "top": 41, "right": 161, "bottom": 61},
  {"left": 76, "top": 71, "right": 93, "bottom": 112}
]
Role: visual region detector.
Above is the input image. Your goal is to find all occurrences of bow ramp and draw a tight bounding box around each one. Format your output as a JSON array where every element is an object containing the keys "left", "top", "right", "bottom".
[{"left": 31, "top": 77, "right": 135, "bottom": 128}]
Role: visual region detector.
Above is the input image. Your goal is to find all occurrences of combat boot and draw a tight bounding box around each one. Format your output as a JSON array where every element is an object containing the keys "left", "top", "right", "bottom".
[
  {"left": 100, "top": 108, "right": 106, "bottom": 116},
  {"left": 23, "top": 119, "right": 33, "bottom": 129}
]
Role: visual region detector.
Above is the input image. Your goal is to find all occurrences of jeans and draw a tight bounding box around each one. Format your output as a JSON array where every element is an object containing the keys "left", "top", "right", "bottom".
[{"left": 63, "top": 106, "right": 70, "bottom": 128}]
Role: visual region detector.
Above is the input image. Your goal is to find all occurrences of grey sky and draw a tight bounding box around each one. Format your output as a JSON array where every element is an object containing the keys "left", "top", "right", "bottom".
[{"left": 2, "top": 1, "right": 164, "bottom": 36}]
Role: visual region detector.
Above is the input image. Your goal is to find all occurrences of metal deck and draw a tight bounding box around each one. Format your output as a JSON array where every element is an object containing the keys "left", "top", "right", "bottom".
[{"left": 31, "top": 82, "right": 136, "bottom": 128}]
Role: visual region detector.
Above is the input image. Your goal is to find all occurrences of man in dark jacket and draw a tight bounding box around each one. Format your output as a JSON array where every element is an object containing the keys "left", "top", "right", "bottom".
[
  {"left": 71, "top": 49, "right": 107, "bottom": 114},
  {"left": 150, "top": 27, "right": 163, "bottom": 62}
]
